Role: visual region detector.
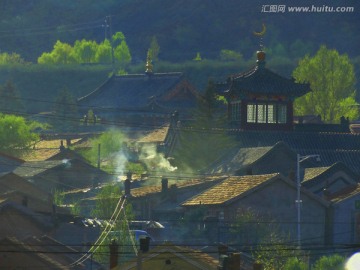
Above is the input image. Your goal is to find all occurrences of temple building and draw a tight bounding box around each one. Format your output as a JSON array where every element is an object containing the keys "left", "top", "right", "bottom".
[
  {"left": 217, "top": 50, "right": 310, "bottom": 131},
  {"left": 77, "top": 54, "right": 200, "bottom": 126}
]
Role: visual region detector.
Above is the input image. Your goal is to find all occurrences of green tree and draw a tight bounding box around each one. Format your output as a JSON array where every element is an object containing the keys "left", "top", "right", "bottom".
[
  {"left": 112, "top": 32, "right": 131, "bottom": 68},
  {"left": 219, "top": 49, "right": 243, "bottom": 62},
  {"left": 229, "top": 207, "right": 276, "bottom": 246},
  {"left": 91, "top": 183, "right": 135, "bottom": 264},
  {"left": 172, "top": 80, "right": 235, "bottom": 171},
  {"left": 283, "top": 257, "right": 307, "bottom": 270},
  {"left": 193, "top": 52, "right": 202, "bottom": 61},
  {"left": 253, "top": 233, "right": 303, "bottom": 270},
  {"left": 38, "top": 40, "right": 76, "bottom": 64},
  {"left": 312, "top": 254, "right": 346, "bottom": 270},
  {"left": 148, "top": 36, "right": 160, "bottom": 62},
  {"left": 84, "top": 129, "right": 127, "bottom": 166},
  {"left": 0, "top": 80, "right": 24, "bottom": 114},
  {"left": 0, "top": 52, "right": 26, "bottom": 64},
  {"left": 53, "top": 87, "right": 78, "bottom": 131},
  {"left": 0, "top": 114, "right": 39, "bottom": 155},
  {"left": 293, "top": 45, "right": 358, "bottom": 123},
  {"left": 95, "top": 39, "right": 112, "bottom": 63},
  {"left": 73, "top": 39, "right": 98, "bottom": 63},
  {"left": 37, "top": 52, "right": 55, "bottom": 64}
]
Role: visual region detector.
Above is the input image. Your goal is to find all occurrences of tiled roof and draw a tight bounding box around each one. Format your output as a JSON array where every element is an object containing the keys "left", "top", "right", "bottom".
[
  {"left": 208, "top": 141, "right": 294, "bottom": 174},
  {"left": 119, "top": 242, "right": 218, "bottom": 270},
  {"left": 223, "top": 130, "right": 360, "bottom": 175},
  {"left": 0, "top": 237, "right": 68, "bottom": 270},
  {"left": 182, "top": 173, "right": 279, "bottom": 206},
  {"left": 330, "top": 184, "right": 360, "bottom": 203},
  {"left": 0, "top": 201, "right": 53, "bottom": 230},
  {"left": 77, "top": 73, "right": 198, "bottom": 111},
  {"left": 220, "top": 63, "right": 310, "bottom": 98},
  {"left": 20, "top": 139, "right": 83, "bottom": 161},
  {"left": 130, "top": 177, "right": 225, "bottom": 198},
  {"left": 13, "top": 160, "right": 65, "bottom": 178},
  {"left": 136, "top": 125, "right": 170, "bottom": 143},
  {"left": 0, "top": 152, "right": 24, "bottom": 173},
  {"left": 303, "top": 166, "right": 330, "bottom": 182}
]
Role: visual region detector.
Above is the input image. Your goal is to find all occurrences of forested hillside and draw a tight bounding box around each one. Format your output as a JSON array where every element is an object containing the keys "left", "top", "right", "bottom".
[
  {"left": 0, "top": 0, "right": 358, "bottom": 113},
  {"left": 0, "top": 0, "right": 358, "bottom": 62}
]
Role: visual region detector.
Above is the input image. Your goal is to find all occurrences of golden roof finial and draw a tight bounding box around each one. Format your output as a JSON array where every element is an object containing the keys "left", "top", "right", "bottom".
[
  {"left": 145, "top": 50, "right": 153, "bottom": 74},
  {"left": 253, "top": 23, "right": 266, "bottom": 51}
]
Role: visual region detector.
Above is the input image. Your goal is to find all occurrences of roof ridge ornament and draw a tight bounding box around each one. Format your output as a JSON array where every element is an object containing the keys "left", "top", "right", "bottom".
[
  {"left": 253, "top": 23, "right": 267, "bottom": 67},
  {"left": 253, "top": 23, "right": 266, "bottom": 50}
]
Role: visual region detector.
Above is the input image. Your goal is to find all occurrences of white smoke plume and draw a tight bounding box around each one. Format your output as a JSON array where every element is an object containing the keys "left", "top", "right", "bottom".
[{"left": 139, "top": 143, "right": 177, "bottom": 173}]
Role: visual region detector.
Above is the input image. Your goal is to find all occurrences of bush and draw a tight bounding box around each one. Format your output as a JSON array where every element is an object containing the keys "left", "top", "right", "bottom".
[
  {"left": 312, "top": 254, "right": 346, "bottom": 270},
  {"left": 284, "top": 257, "right": 306, "bottom": 270}
]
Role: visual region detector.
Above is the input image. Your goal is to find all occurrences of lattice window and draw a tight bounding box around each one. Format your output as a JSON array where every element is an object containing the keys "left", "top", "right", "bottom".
[{"left": 247, "top": 103, "right": 256, "bottom": 123}]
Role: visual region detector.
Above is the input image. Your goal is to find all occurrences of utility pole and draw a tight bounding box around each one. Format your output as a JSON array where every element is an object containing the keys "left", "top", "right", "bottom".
[
  {"left": 102, "top": 17, "right": 109, "bottom": 41},
  {"left": 106, "top": 15, "right": 115, "bottom": 72}
]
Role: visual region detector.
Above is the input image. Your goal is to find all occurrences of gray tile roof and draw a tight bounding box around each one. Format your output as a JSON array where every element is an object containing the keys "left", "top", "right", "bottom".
[
  {"left": 0, "top": 152, "right": 24, "bottom": 173},
  {"left": 13, "top": 160, "right": 65, "bottom": 178},
  {"left": 77, "top": 73, "right": 198, "bottom": 112},
  {"left": 219, "top": 64, "right": 310, "bottom": 98},
  {"left": 204, "top": 129, "right": 360, "bottom": 175}
]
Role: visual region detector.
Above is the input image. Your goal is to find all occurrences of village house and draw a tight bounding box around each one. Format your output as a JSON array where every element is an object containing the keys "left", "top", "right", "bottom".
[
  {"left": 329, "top": 184, "right": 360, "bottom": 245},
  {"left": 182, "top": 173, "right": 330, "bottom": 246},
  {"left": 208, "top": 141, "right": 298, "bottom": 176},
  {"left": 302, "top": 162, "right": 359, "bottom": 196},
  {"left": 115, "top": 242, "right": 219, "bottom": 270},
  {"left": 11, "top": 158, "right": 113, "bottom": 193}
]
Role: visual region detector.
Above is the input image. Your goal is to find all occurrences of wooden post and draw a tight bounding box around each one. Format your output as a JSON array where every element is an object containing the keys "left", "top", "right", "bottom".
[
  {"left": 137, "top": 250, "right": 142, "bottom": 270},
  {"left": 109, "top": 239, "right": 119, "bottom": 269}
]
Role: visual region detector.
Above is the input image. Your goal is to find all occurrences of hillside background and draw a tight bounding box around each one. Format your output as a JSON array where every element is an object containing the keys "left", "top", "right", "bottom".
[{"left": 0, "top": 0, "right": 359, "bottom": 113}]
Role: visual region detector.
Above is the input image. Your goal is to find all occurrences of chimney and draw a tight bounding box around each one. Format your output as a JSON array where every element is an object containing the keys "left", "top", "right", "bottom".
[
  {"left": 218, "top": 243, "right": 228, "bottom": 257},
  {"left": 124, "top": 172, "right": 132, "bottom": 197},
  {"left": 124, "top": 179, "right": 131, "bottom": 197},
  {"left": 59, "top": 140, "right": 65, "bottom": 151},
  {"left": 109, "top": 239, "right": 119, "bottom": 269},
  {"left": 169, "top": 184, "right": 177, "bottom": 202},
  {"left": 161, "top": 177, "right": 168, "bottom": 193}
]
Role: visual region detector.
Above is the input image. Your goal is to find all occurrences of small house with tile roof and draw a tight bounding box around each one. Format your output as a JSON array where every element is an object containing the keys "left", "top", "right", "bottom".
[
  {"left": 302, "top": 162, "right": 359, "bottom": 196},
  {"left": 0, "top": 201, "right": 53, "bottom": 241},
  {"left": 182, "top": 173, "right": 329, "bottom": 245},
  {"left": 329, "top": 184, "right": 360, "bottom": 245},
  {"left": 217, "top": 50, "right": 310, "bottom": 131},
  {"left": 12, "top": 159, "right": 113, "bottom": 192},
  {"left": 0, "top": 172, "right": 54, "bottom": 213},
  {"left": 208, "top": 141, "right": 298, "bottom": 177},
  {"left": 0, "top": 235, "right": 102, "bottom": 270},
  {"left": 77, "top": 59, "right": 200, "bottom": 126},
  {"left": 125, "top": 176, "right": 226, "bottom": 221},
  {"left": 116, "top": 242, "right": 218, "bottom": 270}
]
